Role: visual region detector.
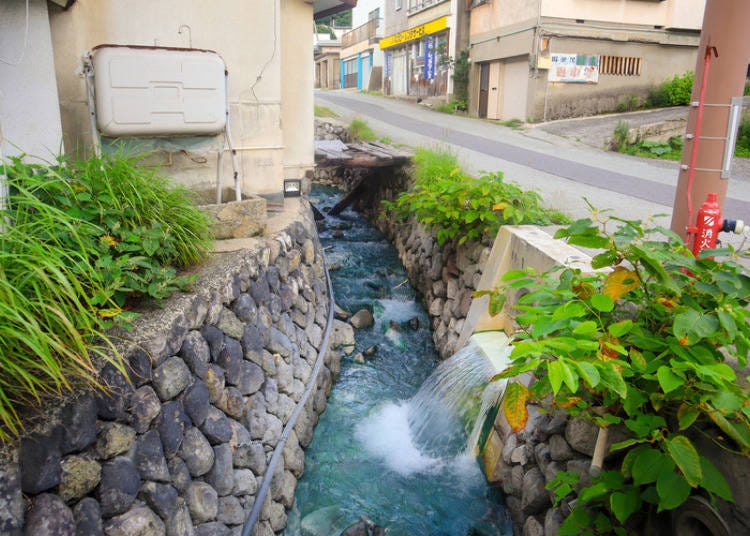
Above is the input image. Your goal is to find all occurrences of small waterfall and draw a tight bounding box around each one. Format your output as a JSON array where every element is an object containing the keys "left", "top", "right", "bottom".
[
  {"left": 407, "top": 332, "right": 513, "bottom": 457},
  {"left": 355, "top": 331, "right": 513, "bottom": 476}
]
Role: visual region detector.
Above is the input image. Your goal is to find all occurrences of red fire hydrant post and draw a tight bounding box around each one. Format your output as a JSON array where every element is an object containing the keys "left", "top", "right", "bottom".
[{"left": 691, "top": 192, "right": 722, "bottom": 257}]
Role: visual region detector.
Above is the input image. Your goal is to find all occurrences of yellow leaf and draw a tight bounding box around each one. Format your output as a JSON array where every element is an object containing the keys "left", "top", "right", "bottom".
[
  {"left": 603, "top": 266, "right": 639, "bottom": 301},
  {"left": 100, "top": 235, "right": 118, "bottom": 247},
  {"left": 97, "top": 307, "right": 122, "bottom": 318},
  {"left": 492, "top": 202, "right": 508, "bottom": 211},
  {"left": 503, "top": 381, "right": 530, "bottom": 432}
]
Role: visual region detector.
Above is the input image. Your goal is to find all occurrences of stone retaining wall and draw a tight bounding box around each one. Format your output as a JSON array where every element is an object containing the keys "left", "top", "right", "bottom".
[{"left": 0, "top": 202, "right": 349, "bottom": 536}]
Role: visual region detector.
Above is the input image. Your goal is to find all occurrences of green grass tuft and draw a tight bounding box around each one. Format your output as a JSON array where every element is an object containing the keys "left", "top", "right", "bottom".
[
  {"left": 314, "top": 105, "right": 338, "bottom": 118},
  {"left": 0, "top": 152, "right": 212, "bottom": 439},
  {"left": 348, "top": 118, "right": 378, "bottom": 143}
]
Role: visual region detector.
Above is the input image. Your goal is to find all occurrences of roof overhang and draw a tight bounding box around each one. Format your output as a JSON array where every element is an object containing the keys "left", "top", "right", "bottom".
[
  {"left": 47, "top": 0, "right": 77, "bottom": 9},
  {"left": 313, "top": 0, "right": 356, "bottom": 20}
]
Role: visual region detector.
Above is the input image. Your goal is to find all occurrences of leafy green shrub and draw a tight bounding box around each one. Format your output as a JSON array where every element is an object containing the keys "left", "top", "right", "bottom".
[
  {"left": 382, "top": 148, "right": 568, "bottom": 245},
  {"left": 488, "top": 215, "right": 749, "bottom": 533},
  {"left": 0, "top": 153, "right": 212, "bottom": 438},
  {"left": 348, "top": 118, "right": 377, "bottom": 142},
  {"left": 735, "top": 112, "right": 750, "bottom": 158},
  {"left": 646, "top": 72, "right": 694, "bottom": 108}
]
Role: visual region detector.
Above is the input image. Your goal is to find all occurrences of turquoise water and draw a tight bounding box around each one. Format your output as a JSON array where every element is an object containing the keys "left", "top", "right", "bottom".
[{"left": 285, "top": 186, "right": 509, "bottom": 536}]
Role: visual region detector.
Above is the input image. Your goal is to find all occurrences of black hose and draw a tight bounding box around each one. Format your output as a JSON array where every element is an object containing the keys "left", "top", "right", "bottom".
[{"left": 241, "top": 249, "right": 336, "bottom": 535}]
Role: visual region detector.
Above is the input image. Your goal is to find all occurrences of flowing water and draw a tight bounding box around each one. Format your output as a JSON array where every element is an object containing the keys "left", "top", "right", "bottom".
[{"left": 285, "top": 186, "right": 510, "bottom": 536}]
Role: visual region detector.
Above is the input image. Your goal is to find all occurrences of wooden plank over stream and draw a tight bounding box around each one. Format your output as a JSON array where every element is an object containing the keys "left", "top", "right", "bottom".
[{"left": 315, "top": 140, "right": 412, "bottom": 168}]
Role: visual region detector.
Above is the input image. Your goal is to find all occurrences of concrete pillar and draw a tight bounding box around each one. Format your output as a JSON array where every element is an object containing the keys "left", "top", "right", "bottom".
[{"left": 670, "top": 0, "right": 750, "bottom": 243}]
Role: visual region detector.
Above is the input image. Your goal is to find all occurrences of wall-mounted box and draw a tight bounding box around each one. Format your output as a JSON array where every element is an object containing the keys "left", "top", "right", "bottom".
[{"left": 92, "top": 45, "right": 227, "bottom": 137}]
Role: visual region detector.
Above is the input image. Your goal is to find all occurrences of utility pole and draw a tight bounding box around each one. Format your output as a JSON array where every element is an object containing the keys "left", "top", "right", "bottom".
[{"left": 670, "top": 0, "right": 750, "bottom": 244}]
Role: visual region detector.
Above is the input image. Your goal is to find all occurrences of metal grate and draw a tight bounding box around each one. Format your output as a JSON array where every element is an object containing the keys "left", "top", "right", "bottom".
[{"left": 600, "top": 55, "right": 642, "bottom": 76}]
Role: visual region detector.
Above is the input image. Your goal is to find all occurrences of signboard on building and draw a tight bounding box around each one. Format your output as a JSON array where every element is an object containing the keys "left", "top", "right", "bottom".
[
  {"left": 379, "top": 16, "right": 447, "bottom": 50},
  {"left": 548, "top": 53, "right": 599, "bottom": 83},
  {"left": 385, "top": 50, "right": 391, "bottom": 77},
  {"left": 424, "top": 36, "right": 435, "bottom": 80}
]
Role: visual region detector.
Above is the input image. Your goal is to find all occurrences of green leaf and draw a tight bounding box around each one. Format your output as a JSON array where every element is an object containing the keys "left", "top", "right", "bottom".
[
  {"left": 608, "top": 320, "right": 633, "bottom": 338},
  {"left": 677, "top": 404, "right": 701, "bottom": 430},
  {"left": 552, "top": 301, "right": 587, "bottom": 321},
  {"left": 718, "top": 309, "right": 737, "bottom": 339},
  {"left": 622, "top": 388, "right": 648, "bottom": 417},
  {"left": 568, "top": 234, "right": 610, "bottom": 249},
  {"left": 578, "top": 481, "right": 610, "bottom": 503},
  {"left": 610, "top": 489, "right": 641, "bottom": 524},
  {"left": 710, "top": 391, "right": 742, "bottom": 413},
  {"left": 590, "top": 294, "right": 614, "bottom": 312},
  {"left": 591, "top": 250, "right": 620, "bottom": 269},
  {"left": 629, "top": 349, "right": 648, "bottom": 373},
  {"left": 610, "top": 438, "right": 647, "bottom": 452},
  {"left": 667, "top": 435, "right": 702, "bottom": 487},
  {"left": 548, "top": 360, "right": 565, "bottom": 395},
  {"left": 501, "top": 269, "right": 528, "bottom": 281},
  {"left": 547, "top": 360, "right": 578, "bottom": 394},
  {"left": 573, "top": 320, "right": 600, "bottom": 337},
  {"left": 558, "top": 507, "right": 592, "bottom": 536},
  {"left": 632, "top": 448, "right": 666, "bottom": 486},
  {"left": 700, "top": 456, "right": 733, "bottom": 501},
  {"left": 657, "top": 469, "right": 691, "bottom": 511},
  {"left": 598, "top": 361, "right": 628, "bottom": 398},
  {"left": 696, "top": 363, "right": 736, "bottom": 383},
  {"left": 574, "top": 361, "right": 601, "bottom": 388},
  {"left": 657, "top": 366, "right": 685, "bottom": 394},
  {"left": 674, "top": 310, "right": 720, "bottom": 343},
  {"left": 489, "top": 293, "right": 507, "bottom": 316}
]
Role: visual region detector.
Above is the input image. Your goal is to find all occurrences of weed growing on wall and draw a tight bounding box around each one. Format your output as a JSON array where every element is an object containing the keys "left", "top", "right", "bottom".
[
  {"left": 348, "top": 118, "right": 378, "bottom": 142},
  {"left": 610, "top": 121, "right": 684, "bottom": 161},
  {"left": 0, "top": 153, "right": 212, "bottom": 438},
  {"left": 484, "top": 212, "right": 749, "bottom": 533},
  {"left": 382, "top": 148, "right": 568, "bottom": 245}
]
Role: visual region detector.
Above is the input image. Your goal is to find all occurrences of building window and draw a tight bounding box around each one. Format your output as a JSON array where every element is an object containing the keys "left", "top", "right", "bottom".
[
  {"left": 395, "top": 0, "right": 402, "bottom": 10},
  {"left": 600, "top": 55, "right": 642, "bottom": 76},
  {"left": 369, "top": 7, "right": 380, "bottom": 28}
]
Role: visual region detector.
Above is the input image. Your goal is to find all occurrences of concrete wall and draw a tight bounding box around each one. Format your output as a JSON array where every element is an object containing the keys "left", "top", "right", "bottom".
[
  {"left": 529, "top": 37, "right": 699, "bottom": 121},
  {"left": 0, "top": 201, "right": 348, "bottom": 535},
  {"left": 48, "top": 0, "right": 315, "bottom": 199},
  {"left": 469, "top": 0, "right": 537, "bottom": 37},
  {"left": 540, "top": 0, "right": 703, "bottom": 29},
  {"left": 0, "top": 0, "right": 64, "bottom": 161},
  {"left": 282, "top": 0, "right": 316, "bottom": 190},
  {"left": 384, "top": 0, "right": 409, "bottom": 37}
]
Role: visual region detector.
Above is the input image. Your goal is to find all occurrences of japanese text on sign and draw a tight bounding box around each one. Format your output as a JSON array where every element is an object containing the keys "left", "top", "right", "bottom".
[{"left": 548, "top": 53, "right": 599, "bottom": 83}]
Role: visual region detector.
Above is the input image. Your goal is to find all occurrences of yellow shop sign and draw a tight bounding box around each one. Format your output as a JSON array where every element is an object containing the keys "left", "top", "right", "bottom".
[{"left": 380, "top": 17, "right": 447, "bottom": 50}]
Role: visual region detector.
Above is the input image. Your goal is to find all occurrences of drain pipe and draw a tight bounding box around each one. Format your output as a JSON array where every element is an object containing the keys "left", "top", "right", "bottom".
[{"left": 241, "top": 250, "right": 336, "bottom": 535}]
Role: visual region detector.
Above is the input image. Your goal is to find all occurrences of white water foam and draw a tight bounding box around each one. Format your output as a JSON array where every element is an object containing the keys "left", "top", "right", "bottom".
[
  {"left": 355, "top": 401, "right": 442, "bottom": 476},
  {"left": 373, "top": 299, "right": 423, "bottom": 326},
  {"left": 355, "top": 399, "right": 488, "bottom": 488}
]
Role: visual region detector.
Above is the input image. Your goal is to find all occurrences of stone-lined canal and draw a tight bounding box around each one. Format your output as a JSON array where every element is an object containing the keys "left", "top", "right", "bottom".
[{"left": 285, "top": 186, "right": 509, "bottom": 535}]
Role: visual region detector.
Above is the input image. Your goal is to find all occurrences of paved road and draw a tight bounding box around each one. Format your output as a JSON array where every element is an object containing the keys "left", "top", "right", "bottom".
[{"left": 316, "top": 91, "right": 750, "bottom": 230}]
